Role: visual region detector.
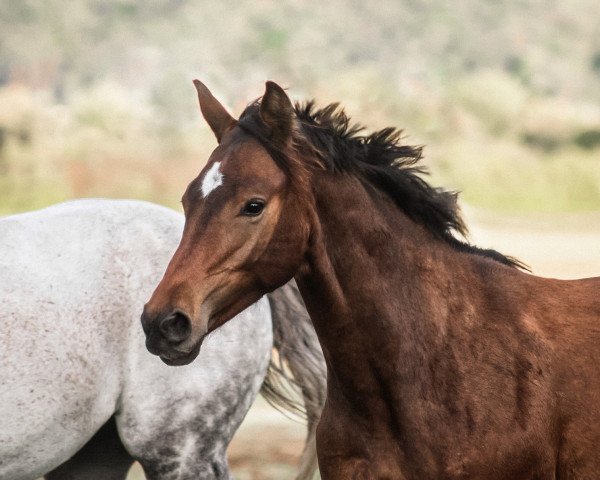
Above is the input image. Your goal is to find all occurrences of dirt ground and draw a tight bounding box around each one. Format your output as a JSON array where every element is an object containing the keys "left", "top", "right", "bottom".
[{"left": 129, "top": 209, "right": 600, "bottom": 480}]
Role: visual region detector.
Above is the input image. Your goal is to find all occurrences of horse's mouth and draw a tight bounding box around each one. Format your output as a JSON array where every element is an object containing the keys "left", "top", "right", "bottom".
[{"left": 159, "top": 340, "right": 202, "bottom": 366}]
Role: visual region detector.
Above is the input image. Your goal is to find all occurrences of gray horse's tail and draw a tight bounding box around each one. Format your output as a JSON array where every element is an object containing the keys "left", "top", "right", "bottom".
[{"left": 263, "top": 280, "right": 327, "bottom": 480}]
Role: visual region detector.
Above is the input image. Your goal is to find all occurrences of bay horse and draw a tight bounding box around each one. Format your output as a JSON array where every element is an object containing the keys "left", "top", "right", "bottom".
[
  {"left": 0, "top": 199, "right": 324, "bottom": 480},
  {"left": 142, "top": 80, "right": 600, "bottom": 479}
]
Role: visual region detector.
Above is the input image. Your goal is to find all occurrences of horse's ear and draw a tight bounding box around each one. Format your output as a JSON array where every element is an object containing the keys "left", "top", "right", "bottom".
[
  {"left": 260, "top": 81, "right": 294, "bottom": 143},
  {"left": 193, "top": 80, "right": 236, "bottom": 143}
]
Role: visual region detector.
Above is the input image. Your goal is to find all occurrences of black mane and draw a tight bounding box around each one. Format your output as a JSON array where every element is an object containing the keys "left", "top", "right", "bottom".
[{"left": 238, "top": 100, "right": 525, "bottom": 270}]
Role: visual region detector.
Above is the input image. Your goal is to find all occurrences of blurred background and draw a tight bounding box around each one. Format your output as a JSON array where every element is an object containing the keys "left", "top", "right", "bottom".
[
  {"left": 2, "top": 0, "right": 600, "bottom": 215},
  {"left": 1, "top": 1, "right": 599, "bottom": 478}
]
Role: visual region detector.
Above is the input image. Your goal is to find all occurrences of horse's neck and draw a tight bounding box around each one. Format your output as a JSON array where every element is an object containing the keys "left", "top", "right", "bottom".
[{"left": 295, "top": 174, "right": 480, "bottom": 415}]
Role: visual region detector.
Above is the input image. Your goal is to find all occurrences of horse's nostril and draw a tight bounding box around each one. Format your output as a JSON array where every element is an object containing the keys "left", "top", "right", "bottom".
[{"left": 159, "top": 311, "right": 192, "bottom": 344}]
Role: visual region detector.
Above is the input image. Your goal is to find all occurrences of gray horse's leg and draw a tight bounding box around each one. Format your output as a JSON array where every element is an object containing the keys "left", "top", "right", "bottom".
[{"left": 45, "top": 416, "right": 134, "bottom": 480}]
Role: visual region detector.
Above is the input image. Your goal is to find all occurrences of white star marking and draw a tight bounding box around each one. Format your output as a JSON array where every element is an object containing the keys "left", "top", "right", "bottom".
[{"left": 201, "top": 161, "right": 224, "bottom": 198}]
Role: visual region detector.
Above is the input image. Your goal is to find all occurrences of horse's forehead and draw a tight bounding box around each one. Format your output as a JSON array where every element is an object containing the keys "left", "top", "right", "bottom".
[
  {"left": 215, "top": 136, "right": 282, "bottom": 179},
  {"left": 197, "top": 142, "right": 238, "bottom": 198}
]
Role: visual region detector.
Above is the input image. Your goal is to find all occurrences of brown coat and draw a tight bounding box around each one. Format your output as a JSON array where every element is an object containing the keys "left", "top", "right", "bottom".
[{"left": 143, "top": 80, "right": 600, "bottom": 479}]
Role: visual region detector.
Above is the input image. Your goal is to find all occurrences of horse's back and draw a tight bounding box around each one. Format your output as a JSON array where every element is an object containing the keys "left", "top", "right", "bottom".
[
  {"left": 0, "top": 198, "right": 183, "bottom": 302},
  {"left": 532, "top": 274, "right": 600, "bottom": 335}
]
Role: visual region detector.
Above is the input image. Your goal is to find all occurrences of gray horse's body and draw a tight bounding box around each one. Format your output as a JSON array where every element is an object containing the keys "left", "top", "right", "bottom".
[{"left": 0, "top": 199, "right": 324, "bottom": 480}]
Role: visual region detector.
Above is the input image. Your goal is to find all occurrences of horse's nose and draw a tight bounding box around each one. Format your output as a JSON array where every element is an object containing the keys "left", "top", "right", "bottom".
[{"left": 158, "top": 310, "right": 192, "bottom": 344}]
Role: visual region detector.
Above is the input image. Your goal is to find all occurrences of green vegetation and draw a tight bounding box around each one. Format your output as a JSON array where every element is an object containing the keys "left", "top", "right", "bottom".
[{"left": 0, "top": 0, "right": 599, "bottom": 215}]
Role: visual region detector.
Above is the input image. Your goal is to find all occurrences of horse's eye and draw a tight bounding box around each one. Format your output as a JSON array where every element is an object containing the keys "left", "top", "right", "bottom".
[{"left": 240, "top": 199, "right": 265, "bottom": 217}]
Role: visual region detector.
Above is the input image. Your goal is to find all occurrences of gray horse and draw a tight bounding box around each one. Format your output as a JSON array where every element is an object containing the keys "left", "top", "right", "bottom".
[{"left": 0, "top": 199, "right": 325, "bottom": 480}]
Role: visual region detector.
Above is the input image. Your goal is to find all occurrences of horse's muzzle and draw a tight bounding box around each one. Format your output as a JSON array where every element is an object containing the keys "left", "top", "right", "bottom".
[{"left": 141, "top": 308, "right": 199, "bottom": 364}]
